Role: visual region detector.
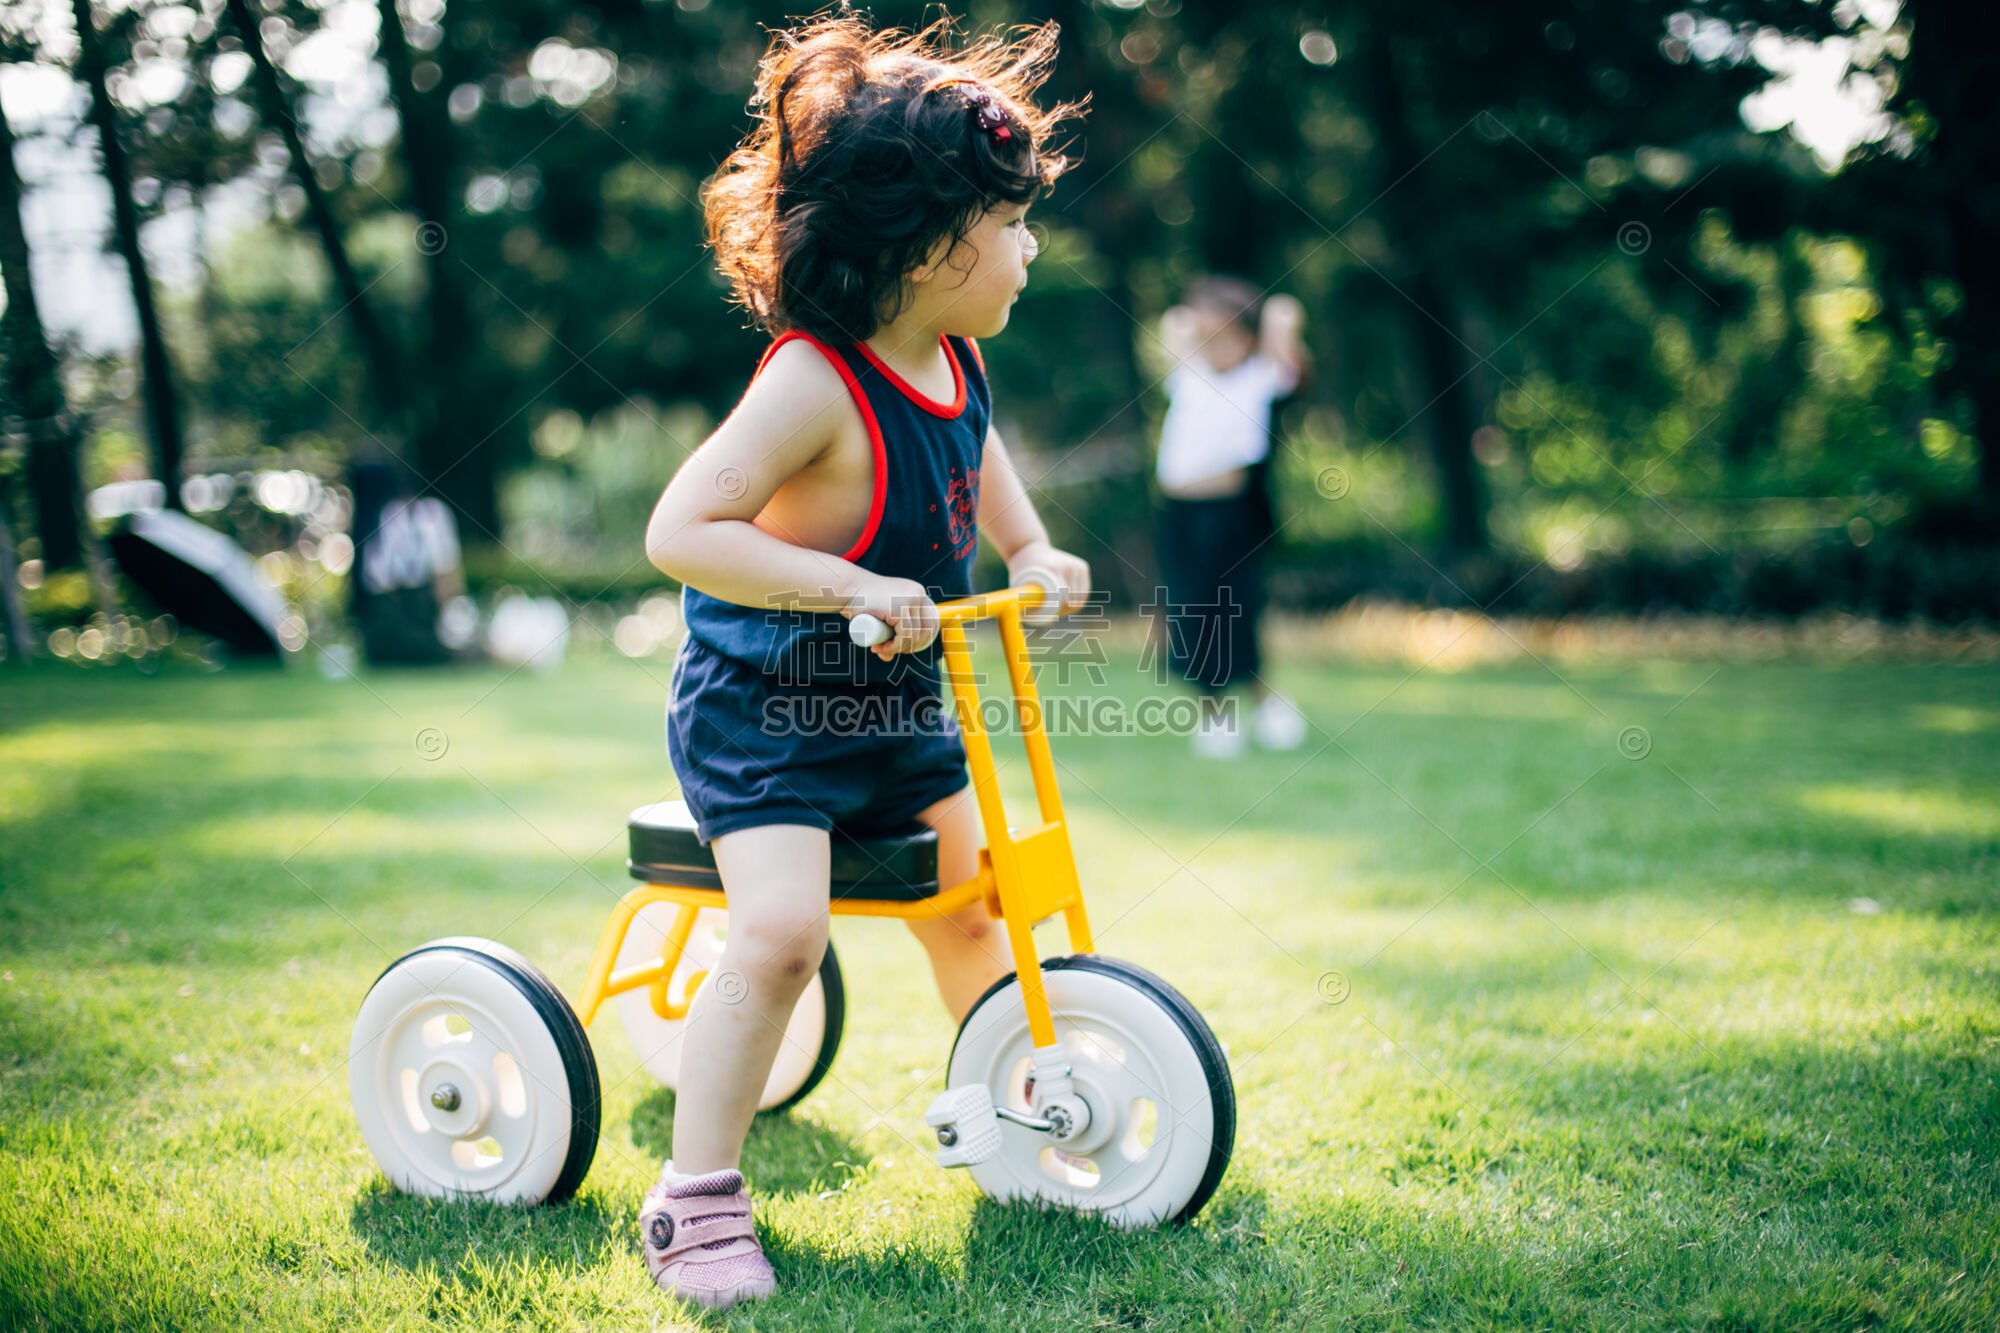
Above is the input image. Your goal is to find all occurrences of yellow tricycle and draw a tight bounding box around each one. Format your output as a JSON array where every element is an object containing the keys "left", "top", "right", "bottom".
[{"left": 349, "top": 583, "right": 1236, "bottom": 1226}]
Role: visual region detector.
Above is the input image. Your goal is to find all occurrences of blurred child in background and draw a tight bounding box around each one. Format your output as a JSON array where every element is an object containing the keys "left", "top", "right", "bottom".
[{"left": 1153, "top": 277, "right": 1311, "bottom": 758}]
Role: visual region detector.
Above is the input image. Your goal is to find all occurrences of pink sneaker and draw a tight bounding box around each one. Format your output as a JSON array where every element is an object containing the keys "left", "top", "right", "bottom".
[{"left": 638, "top": 1167, "right": 777, "bottom": 1310}]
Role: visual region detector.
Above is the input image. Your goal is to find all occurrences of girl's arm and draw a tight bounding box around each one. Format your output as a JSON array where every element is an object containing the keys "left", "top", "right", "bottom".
[
  {"left": 976, "top": 424, "right": 1050, "bottom": 562},
  {"left": 1259, "top": 294, "right": 1310, "bottom": 391},
  {"left": 1159, "top": 304, "right": 1200, "bottom": 371},
  {"left": 979, "top": 423, "right": 1091, "bottom": 612},
  {"left": 646, "top": 341, "right": 929, "bottom": 652}
]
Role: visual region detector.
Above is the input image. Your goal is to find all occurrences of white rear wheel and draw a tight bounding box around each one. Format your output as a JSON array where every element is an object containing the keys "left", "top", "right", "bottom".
[
  {"left": 946, "top": 955, "right": 1234, "bottom": 1226},
  {"left": 349, "top": 938, "right": 599, "bottom": 1204},
  {"left": 612, "top": 904, "right": 843, "bottom": 1113}
]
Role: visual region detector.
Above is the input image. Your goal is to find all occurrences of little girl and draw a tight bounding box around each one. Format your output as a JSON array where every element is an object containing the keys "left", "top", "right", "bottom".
[
  {"left": 1153, "top": 276, "right": 1311, "bottom": 758},
  {"left": 636, "top": 13, "right": 1089, "bottom": 1311}
]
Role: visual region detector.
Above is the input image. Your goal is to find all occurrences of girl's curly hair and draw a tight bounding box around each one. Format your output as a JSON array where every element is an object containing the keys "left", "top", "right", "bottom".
[
  {"left": 1186, "top": 274, "right": 1266, "bottom": 338},
  {"left": 702, "top": 10, "right": 1087, "bottom": 344}
]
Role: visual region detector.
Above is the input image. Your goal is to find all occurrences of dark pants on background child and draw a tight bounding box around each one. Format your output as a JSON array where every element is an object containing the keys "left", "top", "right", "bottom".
[{"left": 1155, "top": 460, "right": 1275, "bottom": 697}]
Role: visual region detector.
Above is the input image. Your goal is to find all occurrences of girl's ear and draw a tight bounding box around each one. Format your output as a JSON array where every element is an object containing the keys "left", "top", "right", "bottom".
[{"left": 907, "top": 231, "right": 949, "bottom": 285}]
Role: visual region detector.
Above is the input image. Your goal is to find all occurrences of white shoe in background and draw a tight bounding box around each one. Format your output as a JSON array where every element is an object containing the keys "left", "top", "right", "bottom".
[
  {"left": 1190, "top": 703, "right": 1246, "bottom": 760},
  {"left": 1253, "top": 692, "right": 1309, "bottom": 751}
]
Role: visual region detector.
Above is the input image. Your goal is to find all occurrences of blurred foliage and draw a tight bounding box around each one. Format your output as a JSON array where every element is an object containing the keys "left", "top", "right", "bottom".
[{"left": 3, "top": 0, "right": 1995, "bottom": 637}]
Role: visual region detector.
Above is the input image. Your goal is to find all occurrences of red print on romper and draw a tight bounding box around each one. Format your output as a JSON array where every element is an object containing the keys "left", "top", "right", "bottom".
[{"left": 945, "top": 465, "right": 980, "bottom": 557}]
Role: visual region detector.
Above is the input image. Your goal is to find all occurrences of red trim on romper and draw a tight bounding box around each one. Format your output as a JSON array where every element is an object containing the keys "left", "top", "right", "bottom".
[
  {"left": 965, "top": 336, "right": 985, "bottom": 375},
  {"left": 852, "top": 335, "right": 967, "bottom": 418},
  {"left": 753, "top": 330, "right": 889, "bottom": 563}
]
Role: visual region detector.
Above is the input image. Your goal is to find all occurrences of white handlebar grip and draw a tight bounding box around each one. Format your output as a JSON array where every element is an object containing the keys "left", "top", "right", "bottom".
[
  {"left": 848, "top": 612, "right": 893, "bottom": 647},
  {"left": 1017, "top": 565, "right": 1062, "bottom": 624}
]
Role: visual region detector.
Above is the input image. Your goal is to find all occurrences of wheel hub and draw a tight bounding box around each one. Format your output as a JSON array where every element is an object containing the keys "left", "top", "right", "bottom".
[
  {"left": 1041, "top": 1077, "right": 1110, "bottom": 1152},
  {"left": 419, "top": 1059, "right": 487, "bottom": 1136}
]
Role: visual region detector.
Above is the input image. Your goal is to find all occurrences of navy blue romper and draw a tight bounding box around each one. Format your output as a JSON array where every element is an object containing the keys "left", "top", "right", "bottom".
[{"left": 666, "top": 330, "right": 990, "bottom": 846}]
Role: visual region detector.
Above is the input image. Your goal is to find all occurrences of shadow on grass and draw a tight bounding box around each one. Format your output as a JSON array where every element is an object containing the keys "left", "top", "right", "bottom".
[
  {"left": 747, "top": 1183, "right": 1285, "bottom": 1324},
  {"left": 347, "top": 1175, "right": 618, "bottom": 1274},
  {"left": 342, "top": 1114, "right": 1282, "bottom": 1325}
]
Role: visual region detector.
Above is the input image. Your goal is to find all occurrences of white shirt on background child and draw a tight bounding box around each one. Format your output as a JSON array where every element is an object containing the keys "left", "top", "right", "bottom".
[{"left": 1155, "top": 351, "right": 1301, "bottom": 492}]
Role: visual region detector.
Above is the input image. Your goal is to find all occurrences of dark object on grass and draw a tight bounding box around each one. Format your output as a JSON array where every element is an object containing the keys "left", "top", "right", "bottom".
[{"left": 107, "top": 508, "right": 288, "bottom": 659}]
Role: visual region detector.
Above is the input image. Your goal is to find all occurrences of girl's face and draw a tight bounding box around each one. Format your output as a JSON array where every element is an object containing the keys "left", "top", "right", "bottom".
[
  {"left": 1189, "top": 301, "right": 1256, "bottom": 371},
  {"left": 921, "top": 199, "right": 1039, "bottom": 337}
]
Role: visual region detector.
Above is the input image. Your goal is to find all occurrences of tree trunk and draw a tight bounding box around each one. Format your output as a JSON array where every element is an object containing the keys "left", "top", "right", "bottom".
[
  {"left": 0, "top": 72, "right": 86, "bottom": 572},
  {"left": 1911, "top": 5, "right": 2000, "bottom": 512},
  {"left": 226, "top": 0, "right": 411, "bottom": 445},
  {"left": 72, "top": 0, "right": 185, "bottom": 511},
  {"left": 374, "top": 0, "right": 500, "bottom": 543},
  {"left": 1373, "top": 35, "right": 1490, "bottom": 556},
  {"left": 1402, "top": 263, "right": 1489, "bottom": 556},
  {"left": 0, "top": 473, "right": 33, "bottom": 663},
  {"left": 0, "top": 466, "right": 31, "bottom": 660}
]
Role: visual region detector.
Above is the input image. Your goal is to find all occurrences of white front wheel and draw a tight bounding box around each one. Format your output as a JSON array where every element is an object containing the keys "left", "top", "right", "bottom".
[{"left": 945, "top": 955, "right": 1234, "bottom": 1226}]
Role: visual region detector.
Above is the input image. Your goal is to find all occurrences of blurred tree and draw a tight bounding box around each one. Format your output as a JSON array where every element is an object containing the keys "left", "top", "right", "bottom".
[
  {"left": 373, "top": 0, "right": 498, "bottom": 542},
  {"left": 1, "top": 25, "right": 120, "bottom": 628},
  {"left": 5, "top": 0, "right": 1984, "bottom": 624},
  {"left": 1317, "top": 2, "right": 1788, "bottom": 563},
  {"left": 0, "top": 482, "right": 27, "bottom": 660},
  {"left": 71, "top": 0, "right": 186, "bottom": 510},
  {"left": 0, "top": 35, "right": 86, "bottom": 574},
  {"left": 222, "top": 0, "right": 411, "bottom": 447},
  {"left": 1830, "top": 2, "right": 2000, "bottom": 518}
]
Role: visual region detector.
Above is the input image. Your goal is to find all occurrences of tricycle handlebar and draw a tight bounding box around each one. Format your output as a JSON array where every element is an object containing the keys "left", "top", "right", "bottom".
[
  {"left": 848, "top": 582, "right": 1060, "bottom": 648},
  {"left": 936, "top": 581, "right": 1053, "bottom": 625}
]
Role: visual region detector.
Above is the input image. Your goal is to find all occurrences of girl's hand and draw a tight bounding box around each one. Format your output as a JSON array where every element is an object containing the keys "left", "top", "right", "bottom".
[
  {"left": 1261, "top": 293, "right": 1304, "bottom": 338},
  {"left": 842, "top": 575, "right": 939, "bottom": 662},
  {"left": 1007, "top": 540, "right": 1091, "bottom": 624}
]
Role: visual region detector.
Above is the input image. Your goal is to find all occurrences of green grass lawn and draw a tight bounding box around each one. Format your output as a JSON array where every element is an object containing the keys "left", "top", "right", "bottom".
[{"left": 2, "top": 639, "right": 1996, "bottom": 1330}]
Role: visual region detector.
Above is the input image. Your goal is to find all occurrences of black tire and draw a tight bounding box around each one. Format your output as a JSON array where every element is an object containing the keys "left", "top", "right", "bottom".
[
  {"left": 760, "top": 940, "right": 845, "bottom": 1114},
  {"left": 370, "top": 936, "right": 601, "bottom": 1204},
  {"left": 948, "top": 953, "right": 1236, "bottom": 1225}
]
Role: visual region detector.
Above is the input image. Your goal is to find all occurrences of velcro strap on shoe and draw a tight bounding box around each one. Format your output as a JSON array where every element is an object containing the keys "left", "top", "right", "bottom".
[{"left": 663, "top": 1212, "right": 755, "bottom": 1261}]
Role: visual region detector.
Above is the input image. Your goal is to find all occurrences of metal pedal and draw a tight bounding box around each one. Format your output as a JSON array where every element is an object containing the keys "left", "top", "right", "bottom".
[{"left": 924, "top": 1084, "right": 1001, "bottom": 1168}]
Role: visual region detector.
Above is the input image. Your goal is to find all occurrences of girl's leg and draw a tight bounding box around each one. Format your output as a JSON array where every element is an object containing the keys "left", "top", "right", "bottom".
[
  {"left": 1216, "top": 486, "right": 1267, "bottom": 696},
  {"left": 1157, "top": 497, "right": 1216, "bottom": 694},
  {"left": 900, "top": 784, "right": 1014, "bottom": 1023},
  {"left": 668, "top": 822, "right": 832, "bottom": 1174}
]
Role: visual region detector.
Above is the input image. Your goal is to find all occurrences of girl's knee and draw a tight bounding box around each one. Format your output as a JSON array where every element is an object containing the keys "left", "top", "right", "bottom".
[{"left": 733, "top": 905, "right": 830, "bottom": 981}]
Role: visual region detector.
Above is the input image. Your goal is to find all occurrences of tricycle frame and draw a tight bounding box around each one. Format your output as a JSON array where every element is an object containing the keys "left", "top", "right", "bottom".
[{"left": 574, "top": 584, "right": 1093, "bottom": 1052}]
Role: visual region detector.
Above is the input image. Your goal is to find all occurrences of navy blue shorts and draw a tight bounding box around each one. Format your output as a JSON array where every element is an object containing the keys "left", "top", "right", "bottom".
[{"left": 665, "top": 635, "right": 971, "bottom": 846}]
